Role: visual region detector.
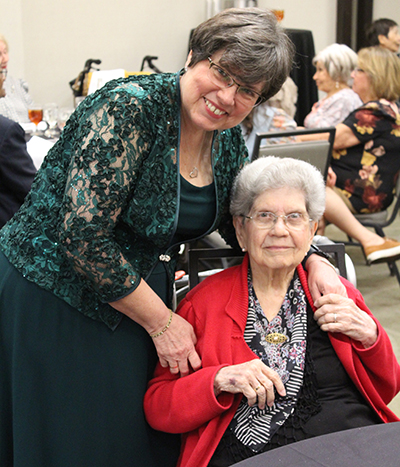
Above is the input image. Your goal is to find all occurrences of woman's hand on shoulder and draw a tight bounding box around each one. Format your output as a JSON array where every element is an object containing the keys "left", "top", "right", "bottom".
[
  {"left": 153, "top": 312, "right": 202, "bottom": 377},
  {"left": 306, "top": 255, "right": 347, "bottom": 301},
  {"left": 313, "top": 293, "right": 378, "bottom": 348},
  {"left": 213, "top": 359, "right": 286, "bottom": 410}
]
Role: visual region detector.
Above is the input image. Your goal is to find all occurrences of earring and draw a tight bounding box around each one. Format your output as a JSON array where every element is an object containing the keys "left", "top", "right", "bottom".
[
  {"left": 242, "top": 247, "right": 246, "bottom": 252},
  {"left": 184, "top": 66, "right": 188, "bottom": 73},
  {"left": 335, "top": 81, "right": 339, "bottom": 89}
]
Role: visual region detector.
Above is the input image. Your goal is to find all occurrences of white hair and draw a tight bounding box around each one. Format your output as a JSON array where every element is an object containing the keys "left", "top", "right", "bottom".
[
  {"left": 230, "top": 156, "right": 326, "bottom": 221},
  {"left": 313, "top": 43, "right": 358, "bottom": 84}
]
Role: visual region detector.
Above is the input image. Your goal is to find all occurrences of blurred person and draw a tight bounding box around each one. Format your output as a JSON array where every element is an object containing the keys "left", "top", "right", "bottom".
[
  {"left": 145, "top": 157, "right": 400, "bottom": 467},
  {"left": 0, "top": 9, "right": 344, "bottom": 467},
  {"left": 304, "top": 43, "right": 362, "bottom": 129},
  {"left": 241, "top": 102, "right": 297, "bottom": 158},
  {"left": 365, "top": 18, "right": 400, "bottom": 53},
  {"left": 0, "top": 34, "right": 33, "bottom": 123},
  {"left": 322, "top": 46, "right": 400, "bottom": 264},
  {"left": 0, "top": 60, "right": 36, "bottom": 227}
]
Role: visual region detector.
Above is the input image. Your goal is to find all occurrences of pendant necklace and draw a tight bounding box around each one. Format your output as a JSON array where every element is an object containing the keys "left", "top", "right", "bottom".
[
  {"left": 189, "top": 166, "right": 198, "bottom": 178},
  {"left": 183, "top": 131, "right": 211, "bottom": 179}
]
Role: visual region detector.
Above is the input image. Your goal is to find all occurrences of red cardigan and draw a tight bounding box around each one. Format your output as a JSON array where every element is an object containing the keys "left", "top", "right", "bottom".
[{"left": 144, "top": 255, "right": 400, "bottom": 467}]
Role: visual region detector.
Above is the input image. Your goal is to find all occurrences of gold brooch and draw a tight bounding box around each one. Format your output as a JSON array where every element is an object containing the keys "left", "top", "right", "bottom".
[{"left": 265, "top": 333, "right": 288, "bottom": 344}]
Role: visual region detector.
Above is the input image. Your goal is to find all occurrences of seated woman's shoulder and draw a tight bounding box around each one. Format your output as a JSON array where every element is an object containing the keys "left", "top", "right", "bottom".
[{"left": 185, "top": 263, "right": 242, "bottom": 302}]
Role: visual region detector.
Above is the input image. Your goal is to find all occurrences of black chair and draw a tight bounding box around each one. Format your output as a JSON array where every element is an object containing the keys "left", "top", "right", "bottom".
[
  {"left": 252, "top": 127, "right": 336, "bottom": 181},
  {"left": 187, "top": 243, "right": 348, "bottom": 291},
  {"left": 344, "top": 174, "right": 400, "bottom": 285}
]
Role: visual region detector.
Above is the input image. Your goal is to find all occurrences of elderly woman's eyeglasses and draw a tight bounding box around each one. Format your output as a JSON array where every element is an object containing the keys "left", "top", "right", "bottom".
[
  {"left": 207, "top": 58, "right": 264, "bottom": 107},
  {"left": 242, "top": 211, "right": 313, "bottom": 230},
  {"left": 354, "top": 67, "right": 365, "bottom": 74}
]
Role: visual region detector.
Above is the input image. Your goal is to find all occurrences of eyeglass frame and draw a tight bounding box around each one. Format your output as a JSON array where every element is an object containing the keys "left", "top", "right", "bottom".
[
  {"left": 207, "top": 57, "right": 265, "bottom": 107},
  {"left": 354, "top": 67, "right": 365, "bottom": 74},
  {"left": 241, "top": 211, "right": 314, "bottom": 231}
]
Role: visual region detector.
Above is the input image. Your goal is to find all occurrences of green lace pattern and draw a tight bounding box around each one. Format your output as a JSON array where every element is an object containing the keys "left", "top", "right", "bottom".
[{"left": 0, "top": 72, "right": 247, "bottom": 329}]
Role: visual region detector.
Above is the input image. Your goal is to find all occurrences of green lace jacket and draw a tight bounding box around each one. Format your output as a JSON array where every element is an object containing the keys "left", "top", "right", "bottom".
[{"left": 0, "top": 72, "right": 247, "bottom": 329}]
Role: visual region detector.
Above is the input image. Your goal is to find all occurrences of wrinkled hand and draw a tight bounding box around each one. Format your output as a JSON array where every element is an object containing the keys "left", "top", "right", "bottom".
[
  {"left": 306, "top": 255, "right": 347, "bottom": 301},
  {"left": 153, "top": 313, "right": 202, "bottom": 377},
  {"left": 314, "top": 294, "right": 378, "bottom": 348},
  {"left": 213, "top": 359, "right": 286, "bottom": 410},
  {"left": 326, "top": 167, "right": 337, "bottom": 188}
]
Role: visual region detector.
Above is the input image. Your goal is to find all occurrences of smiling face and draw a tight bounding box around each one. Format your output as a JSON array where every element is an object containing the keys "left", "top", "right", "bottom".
[
  {"left": 0, "top": 41, "right": 9, "bottom": 71},
  {"left": 379, "top": 26, "right": 400, "bottom": 53},
  {"left": 234, "top": 186, "right": 317, "bottom": 279},
  {"left": 179, "top": 51, "right": 264, "bottom": 133},
  {"left": 313, "top": 61, "right": 337, "bottom": 94}
]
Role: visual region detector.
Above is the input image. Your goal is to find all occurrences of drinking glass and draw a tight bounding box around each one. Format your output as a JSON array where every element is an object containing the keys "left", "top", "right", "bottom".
[
  {"left": 272, "top": 10, "right": 284, "bottom": 22},
  {"left": 43, "top": 103, "right": 59, "bottom": 138},
  {"left": 57, "top": 107, "right": 74, "bottom": 131},
  {"left": 28, "top": 104, "right": 43, "bottom": 134}
]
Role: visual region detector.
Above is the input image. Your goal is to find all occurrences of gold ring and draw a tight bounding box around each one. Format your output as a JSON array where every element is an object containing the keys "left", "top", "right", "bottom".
[
  {"left": 255, "top": 385, "right": 261, "bottom": 391},
  {"left": 170, "top": 364, "right": 179, "bottom": 369}
]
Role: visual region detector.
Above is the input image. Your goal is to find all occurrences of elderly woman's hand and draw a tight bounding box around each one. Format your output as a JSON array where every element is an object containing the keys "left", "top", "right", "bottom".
[
  {"left": 313, "top": 293, "right": 378, "bottom": 348},
  {"left": 306, "top": 254, "right": 348, "bottom": 301},
  {"left": 213, "top": 359, "right": 286, "bottom": 410}
]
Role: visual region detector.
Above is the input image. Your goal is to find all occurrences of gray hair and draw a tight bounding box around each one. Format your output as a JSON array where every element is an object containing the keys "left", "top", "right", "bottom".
[
  {"left": 230, "top": 157, "right": 326, "bottom": 221},
  {"left": 313, "top": 43, "right": 358, "bottom": 84},
  {"left": 189, "top": 8, "right": 295, "bottom": 101}
]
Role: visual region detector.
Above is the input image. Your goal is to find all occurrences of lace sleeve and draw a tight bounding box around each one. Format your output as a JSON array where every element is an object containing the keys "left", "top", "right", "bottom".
[{"left": 58, "top": 83, "right": 149, "bottom": 302}]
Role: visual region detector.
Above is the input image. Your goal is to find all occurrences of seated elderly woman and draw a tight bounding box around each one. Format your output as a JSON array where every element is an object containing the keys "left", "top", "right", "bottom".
[
  {"left": 304, "top": 43, "right": 362, "bottom": 128},
  {"left": 144, "top": 157, "right": 400, "bottom": 467},
  {"left": 321, "top": 46, "right": 400, "bottom": 264},
  {"left": 0, "top": 34, "right": 33, "bottom": 123}
]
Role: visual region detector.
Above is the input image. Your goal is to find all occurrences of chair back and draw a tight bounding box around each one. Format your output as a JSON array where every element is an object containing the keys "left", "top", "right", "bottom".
[
  {"left": 187, "top": 243, "right": 348, "bottom": 291},
  {"left": 252, "top": 127, "right": 336, "bottom": 180}
]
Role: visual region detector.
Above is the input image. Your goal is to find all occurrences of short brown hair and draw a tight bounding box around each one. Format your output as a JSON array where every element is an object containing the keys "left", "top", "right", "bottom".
[{"left": 189, "top": 8, "right": 294, "bottom": 101}]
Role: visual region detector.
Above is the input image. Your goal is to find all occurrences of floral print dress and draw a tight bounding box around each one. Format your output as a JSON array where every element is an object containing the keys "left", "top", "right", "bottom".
[{"left": 331, "top": 99, "right": 400, "bottom": 213}]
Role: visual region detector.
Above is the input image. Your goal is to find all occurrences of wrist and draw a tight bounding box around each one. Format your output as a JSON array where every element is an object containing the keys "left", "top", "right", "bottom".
[
  {"left": 149, "top": 309, "right": 173, "bottom": 338},
  {"left": 303, "top": 244, "right": 330, "bottom": 270}
]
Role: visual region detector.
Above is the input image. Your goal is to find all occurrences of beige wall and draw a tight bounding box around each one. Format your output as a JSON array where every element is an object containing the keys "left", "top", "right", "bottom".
[{"left": 0, "top": 0, "right": 398, "bottom": 109}]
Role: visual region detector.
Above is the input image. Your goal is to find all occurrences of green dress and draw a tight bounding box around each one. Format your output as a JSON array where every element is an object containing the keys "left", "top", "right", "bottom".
[
  {"left": 0, "top": 71, "right": 246, "bottom": 467},
  {"left": 0, "top": 176, "right": 216, "bottom": 467}
]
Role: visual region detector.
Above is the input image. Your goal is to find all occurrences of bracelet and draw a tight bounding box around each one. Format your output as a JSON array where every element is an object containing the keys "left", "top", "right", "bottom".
[{"left": 149, "top": 309, "right": 173, "bottom": 338}]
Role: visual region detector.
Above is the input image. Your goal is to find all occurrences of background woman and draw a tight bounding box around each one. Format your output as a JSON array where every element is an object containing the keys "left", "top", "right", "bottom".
[
  {"left": 0, "top": 9, "right": 343, "bottom": 467},
  {"left": 323, "top": 46, "right": 400, "bottom": 264},
  {"left": 365, "top": 18, "right": 400, "bottom": 54},
  {"left": 304, "top": 43, "right": 362, "bottom": 129},
  {"left": 0, "top": 34, "right": 33, "bottom": 123},
  {"left": 0, "top": 59, "right": 36, "bottom": 227},
  {"left": 145, "top": 157, "right": 400, "bottom": 467}
]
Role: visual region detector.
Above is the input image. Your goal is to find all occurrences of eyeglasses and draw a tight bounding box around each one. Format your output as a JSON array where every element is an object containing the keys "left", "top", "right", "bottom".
[
  {"left": 354, "top": 67, "right": 365, "bottom": 74},
  {"left": 207, "top": 57, "right": 264, "bottom": 107},
  {"left": 242, "top": 211, "right": 313, "bottom": 231}
]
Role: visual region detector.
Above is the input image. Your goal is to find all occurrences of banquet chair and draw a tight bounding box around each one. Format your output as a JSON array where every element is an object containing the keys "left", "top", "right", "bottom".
[
  {"left": 186, "top": 242, "right": 350, "bottom": 292},
  {"left": 252, "top": 127, "right": 336, "bottom": 180},
  {"left": 344, "top": 173, "right": 400, "bottom": 285}
]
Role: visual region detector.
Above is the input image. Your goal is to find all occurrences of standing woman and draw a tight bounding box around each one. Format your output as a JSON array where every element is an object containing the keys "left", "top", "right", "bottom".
[
  {"left": 304, "top": 43, "right": 362, "bottom": 129},
  {"left": 0, "top": 8, "right": 343, "bottom": 467},
  {"left": 0, "top": 34, "right": 33, "bottom": 123}
]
